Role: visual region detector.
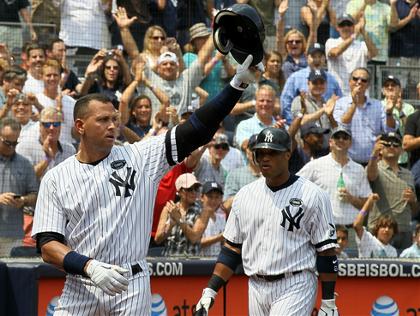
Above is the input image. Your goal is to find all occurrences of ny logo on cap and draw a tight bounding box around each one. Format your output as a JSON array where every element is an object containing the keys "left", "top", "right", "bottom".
[
  {"left": 315, "top": 70, "right": 321, "bottom": 76},
  {"left": 264, "top": 131, "right": 274, "bottom": 143}
]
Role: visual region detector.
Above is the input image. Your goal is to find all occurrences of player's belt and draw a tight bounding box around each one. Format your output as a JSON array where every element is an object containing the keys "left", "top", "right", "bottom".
[
  {"left": 255, "top": 270, "right": 302, "bottom": 282},
  {"left": 131, "top": 263, "right": 142, "bottom": 276}
]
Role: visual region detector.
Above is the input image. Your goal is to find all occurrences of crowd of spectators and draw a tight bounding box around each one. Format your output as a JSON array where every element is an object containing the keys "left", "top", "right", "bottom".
[{"left": 1, "top": 0, "right": 420, "bottom": 259}]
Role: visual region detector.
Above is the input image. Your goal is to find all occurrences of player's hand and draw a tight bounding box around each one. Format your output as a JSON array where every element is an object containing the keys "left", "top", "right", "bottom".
[
  {"left": 85, "top": 260, "right": 129, "bottom": 296},
  {"left": 230, "top": 55, "right": 264, "bottom": 91},
  {"left": 194, "top": 288, "right": 217, "bottom": 315},
  {"left": 318, "top": 298, "right": 339, "bottom": 316}
]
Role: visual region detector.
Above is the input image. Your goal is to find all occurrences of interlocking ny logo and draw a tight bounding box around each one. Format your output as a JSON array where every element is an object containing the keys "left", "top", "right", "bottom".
[
  {"left": 264, "top": 131, "right": 274, "bottom": 142},
  {"left": 280, "top": 205, "right": 304, "bottom": 232},
  {"left": 109, "top": 167, "right": 136, "bottom": 197}
]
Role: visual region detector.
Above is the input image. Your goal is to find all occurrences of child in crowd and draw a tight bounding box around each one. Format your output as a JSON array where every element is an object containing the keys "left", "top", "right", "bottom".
[
  {"left": 353, "top": 193, "right": 398, "bottom": 258},
  {"left": 336, "top": 225, "right": 349, "bottom": 259},
  {"left": 400, "top": 224, "right": 420, "bottom": 258},
  {"left": 200, "top": 181, "right": 226, "bottom": 257}
]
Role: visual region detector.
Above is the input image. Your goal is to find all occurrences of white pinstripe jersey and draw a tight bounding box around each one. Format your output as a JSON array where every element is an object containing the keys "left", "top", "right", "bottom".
[
  {"left": 32, "top": 129, "right": 178, "bottom": 265},
  {"left": 223, "top": 175, "right": 338, "bottom": 276}
]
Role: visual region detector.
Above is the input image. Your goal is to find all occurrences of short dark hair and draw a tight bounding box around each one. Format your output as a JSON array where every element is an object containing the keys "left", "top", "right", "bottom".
[
  {"left": 73, "top": 93, "right": 112, "bottom": 121},
  {"left": 350, "top": 67, "right": 371, "bottom": 82},
  {"left": 335, "top": 224, "right": 349, "bottom": 237},
  {"left": 3, "top": 65, "right": 27, "bottom": 82},
  {"left": 47, "top": 38, "right": 64, "bottom": 51},
  {"left": 372, "top": 214, "right": 398, "bottom": 237},
  {"left": 0, "top": 117, "right": 21, "bottom": 132},
  {"left": 26, "top": 43, "right": 45, "bottom": 57}
]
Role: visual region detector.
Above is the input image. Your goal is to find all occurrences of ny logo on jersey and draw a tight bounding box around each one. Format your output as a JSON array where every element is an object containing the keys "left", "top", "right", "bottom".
[
  {"left": 264, "top": 131, "right": 274, "bottom": 143},
  {"left": 280, "top": 205, "right": 304, "bottom": 232},
  {"left": 109, "top": 167, "right": 137, "bottom": 197}
]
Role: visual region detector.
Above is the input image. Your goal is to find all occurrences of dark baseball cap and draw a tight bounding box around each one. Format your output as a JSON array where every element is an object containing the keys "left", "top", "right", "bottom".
[
  {"left": 300, "top": 123, "right": 329, "bottom": 138},
  {"left": 202, "top": 181, "right": 223, "bottom": 195},
  {"left": 308, "top": 69, "right": 327, "bottom": 82},
  {"left": 380, "top": 132, "right": 402, "bottom": 143},
  {"left": 383, "top": 75, "right": 401, "bottom": 87},
  {"left": 337, "top": 14, "right": 355, "bottom": 26},
  {"left": 214, "top": 133, "right": 229, "bottom": 146},
  {"left": 331, "top": 126, "right": 352, "bottom": 138},
  {"left": 308, "top": 43, "right": 325, "bottom": 56}
]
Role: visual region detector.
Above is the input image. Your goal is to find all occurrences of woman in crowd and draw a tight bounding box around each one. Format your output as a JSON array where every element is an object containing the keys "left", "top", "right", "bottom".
[
  {"left": 154, "top": 173, "right": 210, "bottom": 256},
  {"left": 140, "top": 25, "right": 168, "bottom": 71},
  {"left": 260, "top": 50, "right": 285, "bottom": 95},
  {"left": 80, "top": 49, "right": 131, "bottom": 108},
  {"left": 119, "top": 57, "right": 170, "bottom": 138},
  {"left": 279, "top": 29, "right": 308, "bottom": 79},
  {"left": 354, "top": 194, "right": 398, "bottom": 258}
]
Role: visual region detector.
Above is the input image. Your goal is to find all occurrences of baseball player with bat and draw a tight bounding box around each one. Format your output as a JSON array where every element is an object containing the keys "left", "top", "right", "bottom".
[{"left": 194, "top": 127, "right": 339, "bottom": 316}]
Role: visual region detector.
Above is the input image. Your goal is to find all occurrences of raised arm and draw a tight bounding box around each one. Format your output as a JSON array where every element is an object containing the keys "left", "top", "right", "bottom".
[
  {"left": 113, "top": 7, "right": 140, "bottom": 60},
  {"left": 173, "top": 55, "right": 262, "bottom": 164},
  {"left": 353, "top": 193, "right": 379, "bottom": 239},
  {"left": 276, "top": 0, "right": 289, "bottom": 59}
]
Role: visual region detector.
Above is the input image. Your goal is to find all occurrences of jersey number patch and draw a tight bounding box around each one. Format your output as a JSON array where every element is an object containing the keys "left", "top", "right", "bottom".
[
  {"left": 280, "top": 206, "right": 304, "bottom": 232},
  {"left": 109, "top": 167, "right": 137, "bottom": 197}
]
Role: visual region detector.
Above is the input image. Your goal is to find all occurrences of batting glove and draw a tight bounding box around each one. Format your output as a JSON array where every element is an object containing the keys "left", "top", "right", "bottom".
[
  {"left": 194, "top": 288, "right": 217, "bottom": 316},
  {"left": 230, "top": 55, "right": 265, "bottom": 91},
  {"left": 85, "top": 260, "right": 129, "bottom": 296},
  {"left": 318, "top": 299, "right": 339, "bottom": 316}
]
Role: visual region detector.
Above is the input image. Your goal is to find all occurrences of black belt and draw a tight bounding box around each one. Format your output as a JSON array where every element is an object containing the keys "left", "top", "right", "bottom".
[
  {"left": 131, "top": 263, "right": 142, "bottom": 276},
  {"left": 256, "top": 270, "right": 302, "bottom": 282}
]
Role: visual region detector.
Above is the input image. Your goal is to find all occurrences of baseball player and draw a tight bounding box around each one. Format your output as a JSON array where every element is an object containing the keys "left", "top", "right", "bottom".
[
  {"left": 194, "top": 127, "right": 339, "bottom": 316},
  {"left": 32, "top": 54, "right": 262, "bottom": 315}
]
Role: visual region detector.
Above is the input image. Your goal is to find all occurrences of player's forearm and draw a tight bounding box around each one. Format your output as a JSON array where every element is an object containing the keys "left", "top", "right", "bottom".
[
  {"left": 40, "top": 240, "right": 72, "bottom": 270},
  {"left": 175, "top": 84, "right": 242, "bottom": 162}
]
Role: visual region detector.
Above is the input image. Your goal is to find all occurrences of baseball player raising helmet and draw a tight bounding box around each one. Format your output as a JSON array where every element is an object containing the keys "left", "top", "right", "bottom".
[
  {"left": 194, "top": 127, "right": 339, "bottom": 316},
  {"left": 32, "top": 50, "right": 264, "bottom": 314}
]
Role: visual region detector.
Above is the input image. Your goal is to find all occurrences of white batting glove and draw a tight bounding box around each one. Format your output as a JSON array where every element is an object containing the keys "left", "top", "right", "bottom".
[
  {"left": 318, "top": 299, "right": 339, "bottom": 316},
  {"left": 194, "top": 288, "right": 217, "bottom": 315},
  {"left": 85, "top": 260, "right": 129, "bottom": 296},
  {"left": 230, "top": 55, "right": 265, "bottom": 91}
]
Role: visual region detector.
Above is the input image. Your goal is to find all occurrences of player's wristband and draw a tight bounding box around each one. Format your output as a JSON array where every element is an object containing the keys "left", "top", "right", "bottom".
[{"left": 63, "top": 251, "right": 91, "bottom": 277}]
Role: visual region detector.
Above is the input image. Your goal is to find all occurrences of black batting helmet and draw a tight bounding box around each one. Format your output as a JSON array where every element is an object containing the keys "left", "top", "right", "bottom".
[
  {"left": 253, "top": 127, "right": 291, "bottom": 152},
  {"left": 213, "top": 4, "right": 265, "bottom": 66}
]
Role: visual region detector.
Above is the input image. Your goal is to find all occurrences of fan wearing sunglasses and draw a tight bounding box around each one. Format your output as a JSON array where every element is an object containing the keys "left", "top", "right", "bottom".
[
  {"left": 366, "top": 132, "right": 418, "bottom": 252},
  {"left": 16, "top": 107, "right": 75, "bottom": 180},
  {"left": 333, "top": 67, "right": 398, "bottom": 165},
  {"left": 0, "top": 117, "right": 38, "bottom": 257},
  {"left": 325, "top": 14, "right": 377, "bottom": 95}
]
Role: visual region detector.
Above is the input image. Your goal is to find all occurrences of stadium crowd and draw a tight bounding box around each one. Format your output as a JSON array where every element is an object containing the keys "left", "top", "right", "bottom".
[{"left": 1, "top": 0, "right": 420, "bottom": 259}]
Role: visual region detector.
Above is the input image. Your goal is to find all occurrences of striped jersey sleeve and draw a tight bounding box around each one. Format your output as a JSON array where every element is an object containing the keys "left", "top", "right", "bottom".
[
  {"left": 310, "top": 187, "right": 338, "bottom": 252},
  {"left": 32, "top": 170, "right": 67, "bottom": 237}
]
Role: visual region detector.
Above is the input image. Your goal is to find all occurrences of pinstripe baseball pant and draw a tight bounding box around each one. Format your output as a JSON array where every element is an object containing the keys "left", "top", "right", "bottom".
[
  {"left": 54, "top": 266, "right": 151, "bottom": 315},
  {"left": 248, "top": 270, "right": 317, "bottom": 316}
]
